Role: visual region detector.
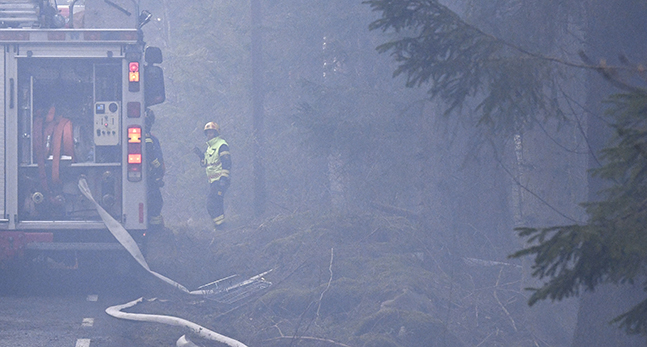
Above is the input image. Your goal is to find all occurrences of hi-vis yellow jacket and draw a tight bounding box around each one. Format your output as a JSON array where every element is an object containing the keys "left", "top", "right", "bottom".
[{"left": 202, "top": 136, "right": 230, "bottom": 183}]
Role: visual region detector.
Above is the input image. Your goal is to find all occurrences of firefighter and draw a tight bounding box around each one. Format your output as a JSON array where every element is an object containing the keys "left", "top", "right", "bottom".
[
  {"left": 193, "top": 121, "right": 231, "bottom": 231},
  {"left": 145, "top": 109, "right": 165, "bottom": 233}
]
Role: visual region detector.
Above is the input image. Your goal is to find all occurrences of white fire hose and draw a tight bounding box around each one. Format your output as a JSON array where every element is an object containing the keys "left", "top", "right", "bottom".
[
  {"left": 177, "top": 334, "right": 200, "bottom": 347},
  {"left": 78, "top": 178, "right": 248, "bottom": 347},
  {"left": 105, "top": 298, "right": 247, "bottom": 347}
]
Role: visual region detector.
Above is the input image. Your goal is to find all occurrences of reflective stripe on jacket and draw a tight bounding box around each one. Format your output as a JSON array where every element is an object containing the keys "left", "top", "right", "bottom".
[
  {"left": 203, "top": 136, "right": 229, "bottom": 183},
  {"left": 146, "top": 133, "right": 165, "bottom": 186}
]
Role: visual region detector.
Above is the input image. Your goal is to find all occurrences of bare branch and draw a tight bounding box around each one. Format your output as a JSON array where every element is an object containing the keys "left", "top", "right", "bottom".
[
  {"left": 264, "top": 335, "right": 353, "bottom": 347},
  {"left": 316, "top": 248, "right": 334, "bottom": 318}
]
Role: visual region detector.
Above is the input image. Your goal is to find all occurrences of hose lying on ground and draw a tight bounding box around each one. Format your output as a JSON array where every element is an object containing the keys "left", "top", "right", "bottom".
[
  {"left": 79, "top": 178, "right": 248, "bottom": 346},
  {"left": 106, "top": 297, "right": 248, "bottom": 347},
  {"left": 176, "top": 334, "right": 200, "bottom": 347}
]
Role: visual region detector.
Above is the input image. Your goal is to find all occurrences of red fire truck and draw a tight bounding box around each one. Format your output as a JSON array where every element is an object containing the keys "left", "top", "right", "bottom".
[{"left": 0, "top": 0, "right": 165, "bottom": 269}]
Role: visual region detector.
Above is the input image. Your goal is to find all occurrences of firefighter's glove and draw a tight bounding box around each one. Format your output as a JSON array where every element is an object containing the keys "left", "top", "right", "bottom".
[
  {"left": 193, "top": 146, "right": 204, "bottom": 161},
  {"left": 149, "top": 178, "right": 165, "bottom": 188}
]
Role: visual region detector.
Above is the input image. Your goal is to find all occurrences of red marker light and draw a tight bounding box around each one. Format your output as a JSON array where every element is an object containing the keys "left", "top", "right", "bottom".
[
  {"left": 128, "top": 154, "right": 142, "bottom": 164},
  {"left": 129, "top": 62, "right": 140, "bottom": 82},
  {"left": 127, "top": 125, "right": 143, "bottom": 182}
]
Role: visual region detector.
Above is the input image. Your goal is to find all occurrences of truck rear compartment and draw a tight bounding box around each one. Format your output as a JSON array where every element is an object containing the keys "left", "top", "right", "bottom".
[{"left": 18, "top": 58, "right": 123, "bottom": 223}]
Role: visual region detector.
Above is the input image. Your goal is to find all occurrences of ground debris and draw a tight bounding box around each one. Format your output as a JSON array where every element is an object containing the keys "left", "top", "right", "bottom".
[{"left": 140, "top": 212, "right": 570, "bottom": 347}]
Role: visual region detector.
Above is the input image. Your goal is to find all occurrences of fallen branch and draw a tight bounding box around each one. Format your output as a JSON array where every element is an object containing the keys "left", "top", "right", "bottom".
[
  {"left": 369, "top": 201, "right": 419, "bottom": 220},
  {"left": 494, "top": 268, "right": 517, "bottom": 332},
  {"left": 316, "top": 248, "right": 334, "bottom": 318},
  {"left": 264, "top": 335, "right": 353, "bottom": 347},
  {"left": 475, "top": 330, "right": 495, "bottom": 347}
]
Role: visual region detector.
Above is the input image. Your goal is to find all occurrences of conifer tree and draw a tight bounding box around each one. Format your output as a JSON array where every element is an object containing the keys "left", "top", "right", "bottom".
[{"left": 365, "top": 0, "right": 647, "bottom": 338}]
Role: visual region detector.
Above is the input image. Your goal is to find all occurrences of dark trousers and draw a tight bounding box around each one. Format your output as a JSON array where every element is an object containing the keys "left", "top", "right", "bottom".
[
  {"left": 148, "top": 186, "right": 164, "bottom": 227},
  {"left": 207, "top": 180, "right": 227, "bottom": 224}
]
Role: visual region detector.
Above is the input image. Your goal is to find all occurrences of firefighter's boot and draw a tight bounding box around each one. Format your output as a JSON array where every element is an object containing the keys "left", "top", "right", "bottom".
[{"left": 212, "top": 215, "right": 225, "bottom": 231}]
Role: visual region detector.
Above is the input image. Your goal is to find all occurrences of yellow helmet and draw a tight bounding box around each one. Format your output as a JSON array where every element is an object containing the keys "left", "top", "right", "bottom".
[{"left": 203, "top": 121, "right": 220, "bottom": 133}]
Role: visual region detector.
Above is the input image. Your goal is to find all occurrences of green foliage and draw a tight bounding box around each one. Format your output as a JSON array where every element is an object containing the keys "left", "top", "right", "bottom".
[
  {"left": 364, "top": 0, "right": 558, "bottom": 135},
  {"left": 511, "top": 91, "right": 647, "bottom": 334},
  {"left": 363, "top": 0, "right": 647, "bottom": 338},
  {"left": 365, "top": 0, "right": 499, "bottom": 110}
]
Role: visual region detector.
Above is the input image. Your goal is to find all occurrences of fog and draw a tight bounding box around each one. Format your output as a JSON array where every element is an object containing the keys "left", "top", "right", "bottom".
[{"left": 125, "top": 0, "right": 647, "bottom": 346}]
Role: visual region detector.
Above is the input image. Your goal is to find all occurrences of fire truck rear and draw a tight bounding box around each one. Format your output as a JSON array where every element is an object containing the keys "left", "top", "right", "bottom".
[{"left": 0, "top": 0, "right": 165, "bottom": 269}]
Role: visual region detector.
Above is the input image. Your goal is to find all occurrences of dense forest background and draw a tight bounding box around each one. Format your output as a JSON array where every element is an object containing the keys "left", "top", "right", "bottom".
[{"left": 109, "top": 0, "right": 647, "bottom": 346}]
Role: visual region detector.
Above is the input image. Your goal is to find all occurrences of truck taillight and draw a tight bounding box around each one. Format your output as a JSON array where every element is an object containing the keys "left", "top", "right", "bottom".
[
  {"left": 128, "top": 126, "right": 141, "bottom": 143},
  {"left": 127, "top": 126, "right": 142, "bottom": 182},
  {"left": 128, "top": 62, "right": 140, "bottom": 92},
  {"left": 129, "top": 62, "right": 139, "bottom": 82},
  {"left": 128, "top": 154, "right": 142, "bottom": 164}
]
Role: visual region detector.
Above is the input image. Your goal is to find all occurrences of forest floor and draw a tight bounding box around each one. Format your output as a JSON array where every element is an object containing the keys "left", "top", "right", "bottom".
[{"left": 133, "top": 212, "right": 568, "bottom": 347}]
